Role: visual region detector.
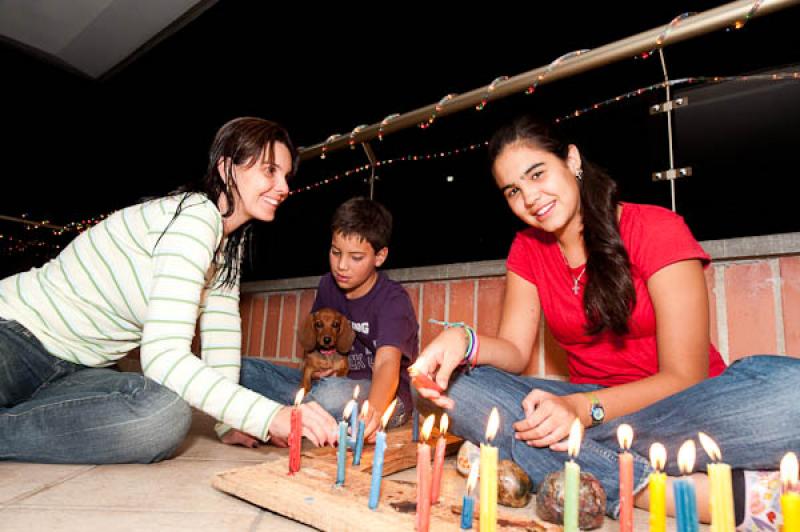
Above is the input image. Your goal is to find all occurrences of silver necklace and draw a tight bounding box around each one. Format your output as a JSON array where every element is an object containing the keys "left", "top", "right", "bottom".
[{"left": 558, "top": 246, "right": 587, "bottom": 295}]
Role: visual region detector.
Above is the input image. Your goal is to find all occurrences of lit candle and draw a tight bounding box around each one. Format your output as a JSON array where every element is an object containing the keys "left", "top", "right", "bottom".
[
  {"left": 781, "top": 452, "right": 800, "bottom": 532},
  {"left": 698, "top": 432, "right": 735, "bottom": 532},
  {"left": 416, "top": 414, "right": 435, "bottom": 531},
  {"left": 413, "top": 409, "right": 420, "bottom": 442},
  {"left": 288, "top": 388, "right": 305, "bottom": 475},
  {"left": 461, "top": 462, "right": 479, "bottom": 530},
  {"left": 673, "top": 440, "right": 699, "bottom": 532},
  {"left": 352, "top": 400, "right": 369, "bottom": 466},
  {"left": 431, "top": 413, "right": 449, "bottom": 504},
  {"left": 648, "top": 442, "right": 667, "bottom": 532},
  {"left": 618, "top": 424, "right": 634, "bottom": 532},
  {"left": 336, "top": 400, "right": 355, "bottom": 487},
  {"left": 368, "top": 398, "right": 398, "bottom": 510},
  {"left": 564, "top": 419, "right": 583, "bottom": 532},
  {"left": 350, "top": 385, "right": 361, "bottom": 444},
  {"left": 480, "top": 407, "right": 500, "bottom": 532}
]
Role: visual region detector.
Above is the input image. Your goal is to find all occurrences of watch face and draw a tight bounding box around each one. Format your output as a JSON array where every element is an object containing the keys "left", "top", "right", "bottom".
[{"left": 591, "top": 405, "right": 605, "bottom": 421}]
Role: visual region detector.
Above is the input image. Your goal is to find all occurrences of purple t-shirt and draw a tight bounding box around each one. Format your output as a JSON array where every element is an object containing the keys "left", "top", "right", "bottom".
[{"left": 312, "top": 272, "right": 419, "bottom": 415}]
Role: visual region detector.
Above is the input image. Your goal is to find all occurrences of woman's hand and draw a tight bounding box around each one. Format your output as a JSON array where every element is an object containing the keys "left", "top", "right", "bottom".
[
  {"left": 221, "top": 428, "right": 261, "bottom": 448},
  {"left": 512, "top": 390, "right": 584, "bottom": 451},
  {"left": 411, "top": 327, "right": 469, "bottom": 410},
  {"left": 268, "top": 401, "right": 339, "bottom": 447}
]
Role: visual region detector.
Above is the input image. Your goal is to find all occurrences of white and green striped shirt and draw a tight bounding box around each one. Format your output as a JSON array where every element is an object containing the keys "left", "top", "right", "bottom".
[{"left": 0, "top": 193, "right": 280, "bottom": 439}]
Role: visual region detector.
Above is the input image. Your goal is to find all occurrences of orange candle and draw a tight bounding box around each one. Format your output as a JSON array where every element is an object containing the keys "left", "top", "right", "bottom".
[
  {"left": 617, "top": 424, "right": 634, "bottom": 532},
  {"left": 416, "top": 415, "right": 435, "bottom": 532},
  {"left": 431, "top": 413, "right": 449, "bottom": 504},
  {"left": 781, "top": 452, "right": 800, "bottom": 532},
  {"left": 288, "top": 388, "right": 304, "bottom": 474}
]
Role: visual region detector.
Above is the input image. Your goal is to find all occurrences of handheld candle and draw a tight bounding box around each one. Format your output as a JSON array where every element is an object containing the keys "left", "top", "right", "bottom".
[
  {"left": 617, "top": 424, "right": 634, "bottom": 532},
  {"left": 368, "top": 398, "right": 398, "bottom": 509},
  {"left": 649, "top": 442, "right": 667, "bottom": 532},
  {"left": 288, "top": 388, "right": 305, "bottom": 474}
]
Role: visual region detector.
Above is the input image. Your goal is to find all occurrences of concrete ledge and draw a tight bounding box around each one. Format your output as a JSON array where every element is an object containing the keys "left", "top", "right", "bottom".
[{"left": 242, "top": 232, "right": 800, "bottom": 294}]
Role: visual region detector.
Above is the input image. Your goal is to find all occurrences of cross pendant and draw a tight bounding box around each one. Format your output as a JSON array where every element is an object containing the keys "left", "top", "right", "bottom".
[{"left": 572, "top": 280, "right": 580, "bottom": 295}]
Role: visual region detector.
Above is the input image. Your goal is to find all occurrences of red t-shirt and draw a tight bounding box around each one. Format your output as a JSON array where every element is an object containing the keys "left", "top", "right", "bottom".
[{"left": 506, "top": 202, "right": 726, "bottom": 385}]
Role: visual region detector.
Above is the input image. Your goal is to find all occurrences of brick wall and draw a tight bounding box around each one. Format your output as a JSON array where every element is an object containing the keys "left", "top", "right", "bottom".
[{"left": 240, "top": 234, "right": 800, "bottom": 377}]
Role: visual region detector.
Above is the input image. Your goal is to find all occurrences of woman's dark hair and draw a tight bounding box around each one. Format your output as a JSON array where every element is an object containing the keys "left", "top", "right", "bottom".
[
  {"left": 488, "top": 116, "right": 635, "bottom": 336},
  {"left": 167, "top": 117, "right": 299, "bottom": 288}
]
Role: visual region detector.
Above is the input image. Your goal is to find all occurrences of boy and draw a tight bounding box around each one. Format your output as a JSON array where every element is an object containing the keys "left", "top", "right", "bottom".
[{"left": 222, "top": 197, "right": 419, "bottom": 446}]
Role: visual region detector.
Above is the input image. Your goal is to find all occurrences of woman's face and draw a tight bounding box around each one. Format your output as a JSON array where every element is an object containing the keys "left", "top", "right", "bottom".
[
  {"left": 227, "top": 141, "right": 292, "bottom": 224},
  {"left": 493, "top": 141, "right": 582, "bottom": 237}
]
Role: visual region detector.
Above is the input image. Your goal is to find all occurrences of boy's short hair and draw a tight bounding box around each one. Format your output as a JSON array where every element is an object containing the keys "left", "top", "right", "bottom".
[{"left": 331, "top": 197, "right": 392, "bottom": 252}]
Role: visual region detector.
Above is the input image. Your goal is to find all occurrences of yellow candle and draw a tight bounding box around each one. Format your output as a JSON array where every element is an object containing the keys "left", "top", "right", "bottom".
[
  {"left": 649, "top": 443, "right": 667, "bottom": 532},
  {"left": 479, "top": 408, "right": 499, "bottom": 532},
  {"left": 781, "top": 452, "right": 800, "bottom": 532},
  {"left": 699, "top": 433, "right": 735, "bottom": 532}
]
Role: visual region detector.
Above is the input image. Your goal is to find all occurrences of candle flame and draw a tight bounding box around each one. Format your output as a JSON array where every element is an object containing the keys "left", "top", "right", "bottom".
[
  {"left": 677, "top": 440, "right": 696, "bottom": 475},
  {"left": 440, "top": 413, "right": 449, "bottom": 436},
  {"left": 781, "top": 452, "right": 799, "bottom": 491},
  {"left": 617, "top": 424, "right": 633, "bottom": 450},
  {"left": 649, "top": 443, "right": 667, "bottom": 471},
  {"left": 343, "top": 399, "right": 356, "bottom": 420},
  {"left": 567, "top": 419, "right": 583, "bottom": 458},
  {"left": 408, "top": 363, "right": 421, "bottom": 376},
  {"left": 466, "top": 462, "right": 479, "bottom": 494},
  {"left": 485, "top": 408, "right": 500, "bottom": 442},
  {"left": 422, "top": 414, "right": 436, "bottom": 441},
  {"left": 294, "top": 388, "right": 305, "bottom": 407},
  {"left": 360, "top": 400, "right": 369, "bottom": 418},
  {"left": 698, "top": 432, "right": 722, "bottom": 462},
  {"left": 353, "top": 385, "right": 360, "bottom": 400},
  {"left": 380, "top": 398, "right": 397, "bottom": 429}
]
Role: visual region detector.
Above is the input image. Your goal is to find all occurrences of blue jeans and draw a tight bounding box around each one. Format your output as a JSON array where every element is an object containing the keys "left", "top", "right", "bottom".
[
  {"left": 426, "top": 355, "right": 800, "bottom": 518},
  {"left": 240, "top": 357, "right": 407, "bottom": 427},
  {"left": 0, "top": 319, "right": 192, "bottom": 464}
]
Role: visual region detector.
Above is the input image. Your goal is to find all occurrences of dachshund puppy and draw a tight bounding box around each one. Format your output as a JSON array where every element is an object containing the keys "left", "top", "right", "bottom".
[{"left": 297, "top": 308, "right": 355, "bottom": 393}]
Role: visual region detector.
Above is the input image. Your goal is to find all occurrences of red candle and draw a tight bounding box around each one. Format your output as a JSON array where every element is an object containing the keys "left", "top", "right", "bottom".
[
  {"left": 289, "top": 388, "right": 304, "bottom": 474},
  {"left": 431, "top": 413, "right": 449, "bottom": 504},
  {"left": 617, "top": 424, "right": 634, "bottom": 532},
  {"left": 416, "top": 415, "right": 435, "bottom": 531}
]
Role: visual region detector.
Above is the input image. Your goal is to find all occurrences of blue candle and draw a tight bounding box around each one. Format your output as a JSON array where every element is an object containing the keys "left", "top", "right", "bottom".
[
  {"left": 350, "top": 385, "right": 360, "bottom": 443},
  {"left": 412, "top": 409, "right": 420, "bottom": 442},
  {"left": 460, "top": 495, "right": 475, "bottom": 529},
  {"left": 336, "top": 401, "right": 356, "bottom": 487},
  {"left": 674, "top": 441, "right": 699, "bottom": 532},
  {"left": 368, "top": 399, "right": 397, "bottom": 510},
  {"left": 353, "top": 400, "right": 368, "bottom": 466}
]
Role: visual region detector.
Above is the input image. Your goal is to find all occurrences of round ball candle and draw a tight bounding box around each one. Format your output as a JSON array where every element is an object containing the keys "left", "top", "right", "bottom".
[
  {"left": 353, "top": 400, "right": 369, "bottom": 466},
  {"left": 617, "top": 424, "right": 634, "bottom": 532},
  {"left": 461, "top": 462, "right": 479, "bottom": 530},
  {"left": 368, "top": 398, "right": 397, "bottom": 510},
  {"left": 699, "top": 432, "right": 735, "bottom": 532},
  {"left": 336, "top": 400, "right": 356, "bottom": 487},
  {"left": 480, "top": 407, "right": 500, "bottom": 532},
  {"left": 674, "top": 440, "right": 699, "bottom": 532},
  {"left": 288, "top": 388, "right": 305, "bottom": 474},
  {"left": 648, "top": 442, "right": 668, "bottom": 532},
  {"left": 416, "top": 414, "right": 435, "bottom": 532},
  {"left": 431, "top": 413, "right": 449, "bottom": 504},
  {"left": 781, "top": 452, "right": 800, "bottom": 532},
  {"left": 564, "top": 419, "right": 584, "bottom": 532}
]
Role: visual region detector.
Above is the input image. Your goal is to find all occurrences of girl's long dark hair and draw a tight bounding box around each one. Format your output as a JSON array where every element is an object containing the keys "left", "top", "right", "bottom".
[
  {"left": 488, "top": 116, "right": 635, "bottom": 336},
  {"left": 164, "top": 117, "right": 299, "bottom": 288}
]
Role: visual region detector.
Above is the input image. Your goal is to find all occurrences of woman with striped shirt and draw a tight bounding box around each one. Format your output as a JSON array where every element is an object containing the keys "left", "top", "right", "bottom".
[{"left": 0, "top": 117, "right": 338, "bottom": 463}]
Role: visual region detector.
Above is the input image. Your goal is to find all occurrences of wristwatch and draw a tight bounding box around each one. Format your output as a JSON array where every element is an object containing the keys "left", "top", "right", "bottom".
[{"left": 586, "top": 392, "right": 605, "bottom": 426}]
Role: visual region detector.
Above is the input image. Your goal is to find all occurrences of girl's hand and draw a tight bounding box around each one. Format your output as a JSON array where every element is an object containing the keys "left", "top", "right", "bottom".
[
  {"left": 512, "top": 390, "right": 583, "bottom": 451},
  {"left": 410, "top": 327, "right": 469, "bottom": 410}
]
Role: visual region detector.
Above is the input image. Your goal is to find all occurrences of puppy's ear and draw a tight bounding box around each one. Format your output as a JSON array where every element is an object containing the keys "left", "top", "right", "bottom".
[
  {"left": 336, "top": 314, "right": 356, "bottom": 354},
  {"left": 298, "top": 312, "right": 317, "bottom": 352}
]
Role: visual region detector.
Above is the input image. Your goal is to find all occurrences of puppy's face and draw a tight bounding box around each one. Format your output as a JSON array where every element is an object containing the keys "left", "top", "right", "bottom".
[{"left": 312, "top": 308, "right": 345, "bottom": 350}]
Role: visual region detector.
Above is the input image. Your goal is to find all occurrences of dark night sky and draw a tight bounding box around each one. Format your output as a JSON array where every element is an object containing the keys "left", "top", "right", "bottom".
[{"left": 2, "top": 1, "right": 799, "bottom": 279}]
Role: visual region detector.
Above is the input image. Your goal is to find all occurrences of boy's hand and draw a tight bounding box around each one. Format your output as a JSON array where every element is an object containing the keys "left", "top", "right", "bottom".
[
  {"left": 362, "top": 403, "right": 382, "bottom": 443},
  {"left": 411, "top": 327, "right": 468, "bottom": 410}
]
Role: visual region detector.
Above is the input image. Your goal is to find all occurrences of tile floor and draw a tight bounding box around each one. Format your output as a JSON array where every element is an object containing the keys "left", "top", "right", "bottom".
[{"left": 0, "top": 410, "right": 706, "bottom": 531}]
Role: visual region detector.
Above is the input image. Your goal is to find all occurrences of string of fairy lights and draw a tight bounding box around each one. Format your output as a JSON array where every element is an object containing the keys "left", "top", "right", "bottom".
[{"left": 2, "top": 1, "right": 790, "bottom": 258}]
